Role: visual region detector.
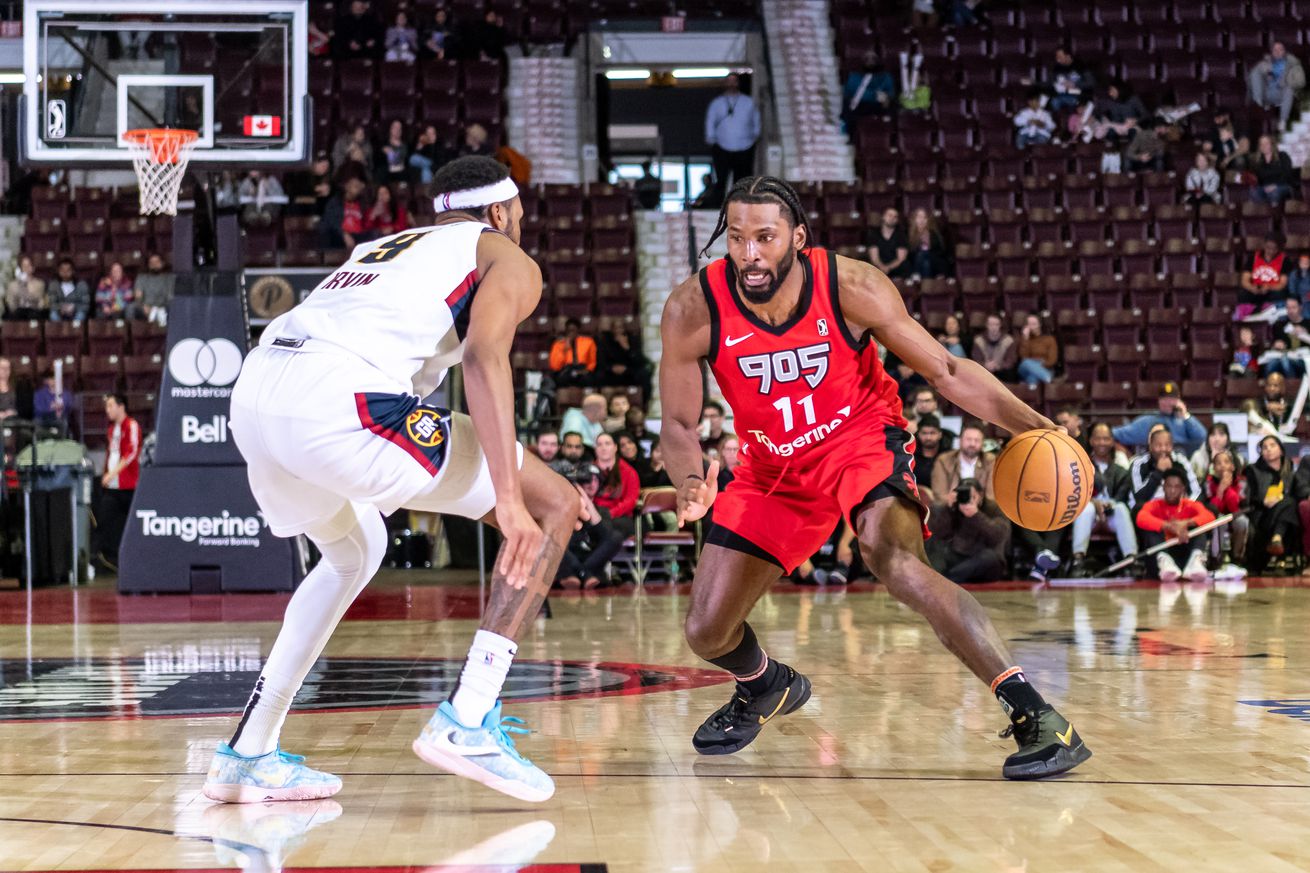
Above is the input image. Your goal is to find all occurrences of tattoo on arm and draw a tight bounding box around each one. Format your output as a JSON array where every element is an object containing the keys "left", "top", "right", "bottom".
[{"left": 481, "top": 536, "right": 566, "bottom": 638}]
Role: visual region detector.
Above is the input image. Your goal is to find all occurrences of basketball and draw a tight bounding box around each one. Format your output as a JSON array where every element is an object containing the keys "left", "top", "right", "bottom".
[{"left": 992, "top": 429, "right": 1093, "bottom": 532}]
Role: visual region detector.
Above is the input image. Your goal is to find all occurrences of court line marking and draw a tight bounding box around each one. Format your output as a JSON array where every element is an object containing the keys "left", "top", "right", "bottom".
[
  {"left": 0, "top": 774, "right": 1306, "bottom": 790},
  {"left": 0, "top": 815, "right": 262, "bottom": 859}
]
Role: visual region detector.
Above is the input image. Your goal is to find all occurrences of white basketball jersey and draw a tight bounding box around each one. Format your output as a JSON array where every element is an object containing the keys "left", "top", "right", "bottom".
[{"left": 262, "top": 221, "right": 489, "bottom": 396}]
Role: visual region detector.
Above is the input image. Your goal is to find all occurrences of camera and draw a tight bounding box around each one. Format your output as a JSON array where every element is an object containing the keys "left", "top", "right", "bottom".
[
  {"left": 572, "top": 463, "right": 601, "bottom": 485},
  {"left": 955, "top": 485, "right": 973, "bottom": 505}
]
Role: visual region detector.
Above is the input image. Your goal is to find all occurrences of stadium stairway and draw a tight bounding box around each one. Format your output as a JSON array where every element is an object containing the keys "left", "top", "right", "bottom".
[
  {"left": 508, "top": 56, "right": 584, "bottom": 185},
  {"left": 762, "top": 0, "right": 856, "bottom": 183}
]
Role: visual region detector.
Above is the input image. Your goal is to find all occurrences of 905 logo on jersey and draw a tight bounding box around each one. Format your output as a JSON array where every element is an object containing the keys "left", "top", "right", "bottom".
[{"left": 736, "top": 343, "right": 830, "bottom": 394}]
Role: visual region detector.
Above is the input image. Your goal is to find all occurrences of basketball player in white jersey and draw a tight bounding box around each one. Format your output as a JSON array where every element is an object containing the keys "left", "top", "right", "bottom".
[{"left": 202, "top": 157, "right": 578, "bottom": 804}]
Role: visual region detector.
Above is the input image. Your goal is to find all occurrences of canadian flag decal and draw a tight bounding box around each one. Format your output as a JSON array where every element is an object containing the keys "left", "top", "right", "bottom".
[{"left": 243, "top": 115, "right": 282, "bottom": 137}]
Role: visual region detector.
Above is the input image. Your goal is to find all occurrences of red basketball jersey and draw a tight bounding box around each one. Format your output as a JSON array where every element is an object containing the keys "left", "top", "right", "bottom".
[{"left": 698, "top": 248, "right": 906, "bottom": 468}]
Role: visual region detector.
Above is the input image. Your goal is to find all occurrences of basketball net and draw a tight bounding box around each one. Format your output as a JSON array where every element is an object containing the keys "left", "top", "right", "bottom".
[{"left": 123, "top": 128, "right": 198, "bottom": 216}]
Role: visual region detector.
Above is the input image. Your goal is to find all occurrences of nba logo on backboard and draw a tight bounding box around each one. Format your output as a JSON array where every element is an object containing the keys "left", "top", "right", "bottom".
[
  {"left": 46, "top": 100, "right": 65, "bottom": 139},
  {"left": 816, "top": 319, "right": 829, "bottom": 336}
]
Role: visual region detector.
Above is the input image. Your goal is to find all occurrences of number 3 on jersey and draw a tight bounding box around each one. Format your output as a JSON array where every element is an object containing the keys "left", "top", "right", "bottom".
[{"left": 357, "top": 231, "right": 431, "bottom": 264}]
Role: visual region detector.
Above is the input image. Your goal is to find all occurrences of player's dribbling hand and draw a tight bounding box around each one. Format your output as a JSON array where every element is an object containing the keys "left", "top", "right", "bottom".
[
  {"left": 677, "top": 461, "right": 720, "bottom": 528},
  {"left": 494, "top": 500, "right": 544, "bottom": 589}
]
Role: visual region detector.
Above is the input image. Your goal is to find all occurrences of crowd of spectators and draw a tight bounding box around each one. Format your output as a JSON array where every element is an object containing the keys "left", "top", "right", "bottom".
[{"left": 3, "top": 254, "right": 175, "bottom": 324}]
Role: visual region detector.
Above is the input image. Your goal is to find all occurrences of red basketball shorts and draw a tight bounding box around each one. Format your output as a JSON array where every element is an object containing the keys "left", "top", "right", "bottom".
[{"left": 708, "top": 425, "right": 929, "bottom": 573}]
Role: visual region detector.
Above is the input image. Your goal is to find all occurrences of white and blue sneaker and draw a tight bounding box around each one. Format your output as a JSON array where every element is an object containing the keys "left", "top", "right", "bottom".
[
  {"left": 202, "top": 743, "right": 343, "bottom": 804},
  {"left": 412, "top": 701, "right": 555, "bottom": 802}
]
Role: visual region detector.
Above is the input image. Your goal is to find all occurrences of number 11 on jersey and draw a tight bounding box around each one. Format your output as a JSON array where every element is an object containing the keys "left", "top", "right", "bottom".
[{"left": 773, "top": 394, "right": 816, "bottom": 432}]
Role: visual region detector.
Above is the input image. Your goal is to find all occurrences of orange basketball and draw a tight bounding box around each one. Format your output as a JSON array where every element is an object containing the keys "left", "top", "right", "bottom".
[{"left": 992, "top": 429, "right": 1093, "bottom": 531}]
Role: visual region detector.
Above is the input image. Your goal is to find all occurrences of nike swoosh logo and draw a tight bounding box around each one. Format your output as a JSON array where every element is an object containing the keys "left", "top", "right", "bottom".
[
  {"left": 1056, "top": 724, "right": 1075, "bottom": 746},
  {"left": 758, "top": 687, "right": 790, "bottom": 724},
  {"left": 725, "top": 333, "right": 755, "bottom": 347},
  {"left": 431, "top": 727, "right": 501, "bottom": 757}
]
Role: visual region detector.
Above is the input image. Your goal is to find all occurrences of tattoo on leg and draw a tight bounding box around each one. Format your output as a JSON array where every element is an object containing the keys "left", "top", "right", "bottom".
[{"left": 481, "top": 536, "right": 565, "bottom": 637}]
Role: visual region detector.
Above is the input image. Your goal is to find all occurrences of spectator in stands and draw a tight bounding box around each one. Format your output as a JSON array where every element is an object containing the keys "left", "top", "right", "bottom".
[
  {"left": 321, "top": 175, "right": 370, "bottom": 250},
  {"left": 1264, "top": 296, "right": 1310, "bottom": 376},
  {"left": 331, "top": 124, "right": 370, "bottom": 175},
  {"left": 1114, "top": 382, "right": 1206, "bottom": 455},
  {"left": 136, "top": 253, "right": 174, "bottom": 327},
  {"left": 926, "top": 478, "right": 1010, "bottom": 584},
  {"left": 1205, "top": 448, "right": 1249, "bottom": 567},
  {"left": 238, "top": 170, "right": 285, "bottom": 228},
  {"left": 633, "top": 161, "right": 662, "bottom": 210},
  {"left": 366, "top": 184, "right": 409, "bottom": 237},
  {"left": 615, "top": 430, "right": 651, "bottom": 483},
  {"left": 286, "top": 152, "right": 333, "bottom": 216},
  {"left": 377, "top": 120, "right": 411, "bottom": 185},
  {"left": 1248, "top": 41, "right": 1305, "bottom": 130},
  {"left": 384, "top": 10, "right": 418, "bottom": 62},
  {"left": 1292, "top": 453, "right": 1310, "bottom": 561},
  {"left": 424, "top": 9, "right": 451, "bottom": 58},
  {"left": 1288, "top": 252, "right": 1310, "bottom": 305},
  {"left": 1127, "top": 425, "right": 1202, "bottom": 517},
  {"left": 1136, "top": 468, "right": 1214, "bottom": 582},
  {"left": 463, "top": 9, "right": 508, "bottom": 62},
  {"left": 408, "top": 125, "right": 448, "bottom": 185},
  {"left": 869, "top": 208, "right": 909, "bottom": 278},
  {"left": 1094, "top": 81, "right": 1147, "bottom": 142},
  {"left": 1252, "top": 135, "right": 1298, "bottom": 206},
  {"left": 641, "top": 437, "right": 672, "bottom": 489},
  {"left": 1231, "top": 325, "right": 1260, "bottom": 377},
  {"left": 561, "top": 393, "right": 607, "bottom": 447},
  {"left": 5, "top": 255, "right": 46, "bottom": 320},
  {"left": 603, "top": 394, "right": 630, "bottom": 433},
  {"left": 1210, "top": 122, "right": 1239, "bottom": 167},
  {"left": 931, "top": 422, "right": 994, "bottom": 499},
  {"left": 907, "top": 208, "right": 946, "bottom": 279},
  {"left": 842, "top": 55, "right": 896, "bottom": 127},
  {"left": 550, "top": 318, "right": 597, "bottom": 387},
  {"left": 704, "top": 73, "right": 761, "bottom": 205},
  {"left": 1238, "top": 233, "right": 1291, "bottom": 319},
  {"left": 700, "top": 400, "right": 727, "bottom": 454},
  {"left": 1185, "top": 152, "right": 1222, "bottom": 205},
  {"left": 559, "top": 430, "right": 588, "bottom": 469},
  {"left": 690, "top": 172, "right": 719, "bottom": 209},
  {"left": 971, "top": 313, "right": 1017, "bottom": 382},
  {"left": 593, "top": 431, "right": 640, "bottom": 537},
  {"left": 905, "top": 386, "right": 941, "bottom": 430},
  {"left": 1245, "top": 370, "right": 1308, "bottom": 440},
  {"left": 459, "top": 123, "right": 493, "bottom": 159},
  {"left": 1053, "top": 408, "right": 1085, "bottom": 447},
  {"left": 1016, "top": 313, "right": 1058, "bottom": 386},
  {"left": 1014, "top": 91, "right": 1056, "bottom": 148},
  {"left": 1043, "top": 48, "right": 1094, "bottom": 114},
  {"left": 1124, "top": 117, "right": 1169, "bottom": 173},
  {"left": 332, "top": 0, "right": 384, "bottom": 59},
  {"left": 598, "top": 324, "right": 650, "bottom": 392},
  {"left": 34, "top": 368, "right": 73, "bottom": 429},
  {"left": 558, "top": 463, "right": 625, "bottom": 590},
  {"left": 910, "top": 0, "right": 938, "bottom": 28},
  {"left": 1069, "top": 422, "right": 1137, "bottom": 576},
  {"left": 715, "top": 434, "right": 741, "bottom": 492},
  {"left": 937, "top": 314, "right": 966, "bottom": 356},
  {"left": 0, "top": 358, "right": 16, "bottom": 420},
  {"left": 913, "top": 413, "right": 944, "bottom": 494},
  {"left": 1088, "top": 417, "right": 1131, "bottom": 469},
  {"left": 96, "top": 392, "right": 141, "bottom": 571},
  {"left": 625, "top": 407, "right": 650, "bottom": 443},
  {"left": 1190, "top": 422, "right": 1242, "bottom": 484},
  {"left": 95, "top": 261, "right": 134, "bottom": 319},
  {"left": 1243, "top": 435, "right": 1301, "bottom": 570},
  {"left": 48, "top": 258, "right": 90, "bottom": 322},
  {"left": 534, "top": 431, "right": 560, "bottom": 465}
]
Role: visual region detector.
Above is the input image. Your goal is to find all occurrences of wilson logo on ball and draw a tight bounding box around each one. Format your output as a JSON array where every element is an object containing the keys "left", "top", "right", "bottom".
[{"left": 1056, "top": 461, "right": 1084, "bottom": 526}]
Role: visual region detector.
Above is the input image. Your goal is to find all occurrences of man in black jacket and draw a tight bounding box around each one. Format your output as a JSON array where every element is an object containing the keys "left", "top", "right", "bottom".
[
  {"left": 1069, "top": 426, "right": 1137, "bottom": 576},
  {"left": 1128, "top": 425, "right": 1201, "bottom": 518},
  {"left": 926, "top": 478, "right": 1011, "bottom": 584}
]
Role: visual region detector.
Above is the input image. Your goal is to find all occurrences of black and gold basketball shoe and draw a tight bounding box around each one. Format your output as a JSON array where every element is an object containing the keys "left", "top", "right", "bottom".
[
  {"left": 692, "top": 665, "right": 812, "bottom": 755},
  {"left": 999, "top": 706, "right": 1092, "bottom": 779}
]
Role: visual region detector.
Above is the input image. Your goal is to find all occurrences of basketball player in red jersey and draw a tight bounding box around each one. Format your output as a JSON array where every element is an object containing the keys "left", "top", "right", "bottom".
[{"left": 660, "top": 177, "right": 1091, "bottom": 779}]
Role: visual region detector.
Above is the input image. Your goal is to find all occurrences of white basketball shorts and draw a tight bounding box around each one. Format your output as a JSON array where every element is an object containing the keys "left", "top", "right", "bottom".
[{"left": 230, "top": 343, "right": 519, "bottom": 541}]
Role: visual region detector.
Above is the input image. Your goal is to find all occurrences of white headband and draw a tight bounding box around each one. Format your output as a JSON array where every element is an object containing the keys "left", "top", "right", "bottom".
[{"left": 433, "top": 178, "right": 519, "bottom": 213}]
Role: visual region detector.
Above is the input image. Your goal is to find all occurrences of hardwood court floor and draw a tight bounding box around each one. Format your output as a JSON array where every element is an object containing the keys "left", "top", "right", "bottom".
[{"left": 0, "top": 573, "right": 1308, "bottom": 873}]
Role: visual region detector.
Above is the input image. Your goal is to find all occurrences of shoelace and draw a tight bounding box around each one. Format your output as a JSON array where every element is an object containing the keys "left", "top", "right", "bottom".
[
  {"left": 276, "top": 748, "right": 307, "bottom": 764},
  {"left": 489, "top": 715, "right": 532, "bottom": 763},
  {"left": 709, "top": 696, "right": 751, "bottom": 729}
]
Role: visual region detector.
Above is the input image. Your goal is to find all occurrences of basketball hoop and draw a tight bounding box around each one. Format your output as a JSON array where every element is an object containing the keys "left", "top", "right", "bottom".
[{"left": 123, "top": 128, "right": 199, "bottom": 216}]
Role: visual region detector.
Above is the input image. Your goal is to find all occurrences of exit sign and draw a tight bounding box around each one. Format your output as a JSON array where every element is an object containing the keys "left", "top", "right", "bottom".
[{"left": 661, "top": 15, "right": 685, "bottom": 32}]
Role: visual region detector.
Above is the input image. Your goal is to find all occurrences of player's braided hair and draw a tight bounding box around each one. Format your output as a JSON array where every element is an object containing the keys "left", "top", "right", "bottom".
[
  {"left": 431, "top": 155, "right": 512, "bottom": 218},
  {"left": 699, "top": 175, "right": 814, "bottom": 258}
]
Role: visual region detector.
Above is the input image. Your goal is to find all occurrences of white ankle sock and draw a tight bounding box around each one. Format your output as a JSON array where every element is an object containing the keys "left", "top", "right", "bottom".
[{"left": 449, "top": 630, "right": 517, "bottom": 727}]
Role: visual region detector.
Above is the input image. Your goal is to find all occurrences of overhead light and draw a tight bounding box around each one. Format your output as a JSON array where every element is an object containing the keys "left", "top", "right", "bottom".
[
  {"left": 605, "top": 68, "right": 650, "bottom": 80},
  {"left": 671, "top": 67, "right": 733, "bottom": 79},
  {"left": 0, "top": 73, "right": 26, "bottom": 84}
]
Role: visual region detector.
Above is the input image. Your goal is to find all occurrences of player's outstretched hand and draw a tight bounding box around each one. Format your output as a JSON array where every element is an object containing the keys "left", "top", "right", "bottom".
[
  {"left": 495, "top": 500, "right": 545, "bottom": 589},
  {"left": 677, "top": 461, "right": 720, "bottom": 528}
]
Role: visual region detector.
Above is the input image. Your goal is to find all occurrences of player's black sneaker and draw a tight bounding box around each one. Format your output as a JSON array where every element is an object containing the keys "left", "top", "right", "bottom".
[
  {"left": 1000, "top": 705, "right": 1092, "bottom": 780},
  {"left": 692, "top": 665, "right": 812, "bottom": 755}
]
